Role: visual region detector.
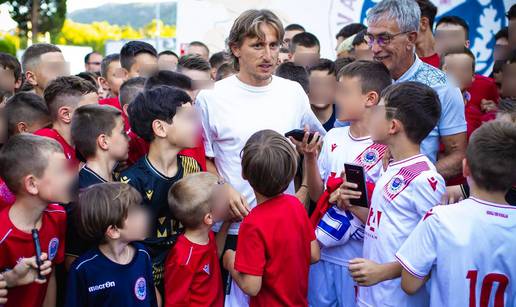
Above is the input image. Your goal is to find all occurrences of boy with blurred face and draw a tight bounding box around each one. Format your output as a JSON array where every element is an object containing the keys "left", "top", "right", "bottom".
[
  {"left": 98, "top": 54, "right": 125, "bottom": 98},
  {"left": 120, "top": 41, "right": 158, "bottom": 79},
  {"left": 0, "top": 53, "right": 22, "bottom": 97},
  {"left": 158, "top": 50, "right": 179, "bottom": 71},
  {"left": 21, "top": 44, "right": 68, "bottom": 97},
  {"left": 186, "top": 41, "right": 210, "bottom": 61},
  {"left": 283, "top": 23, "right": 305, "bottom": 48},
  {"left": 308, "top": 59, "right": 337, "bottom": 131},
  {"left": 434, "top": 16, "right": 470, "bottom": 56},
  {"left": 289, "top": 32, "right": 321, "bottom": 68}
]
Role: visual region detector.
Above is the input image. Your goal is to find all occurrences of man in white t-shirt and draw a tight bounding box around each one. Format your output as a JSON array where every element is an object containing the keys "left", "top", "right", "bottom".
[
  {"left": 396, "top": 121, "right": 516, "bottom": 307},
  {"left": 196, "top": 9, "right": 325, "bottom": 306}
]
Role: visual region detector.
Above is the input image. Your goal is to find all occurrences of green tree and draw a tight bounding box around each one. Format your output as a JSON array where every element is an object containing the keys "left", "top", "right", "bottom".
[{"left": 1, "top": 0, "right": 66, "bottom": 41}]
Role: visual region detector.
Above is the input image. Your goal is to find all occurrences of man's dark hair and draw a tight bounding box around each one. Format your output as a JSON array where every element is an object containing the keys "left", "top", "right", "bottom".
[
  {"left": 436, "top": 16, "right": 469, "bottom": 40},
  {"left": 242, "top": 130, "right": 298, "bottom": 198},
  {"left": 216, "top": 63, "right": 237, "bottom": 81},
  {"left": 338, "top": 60, "right": 392, "bottom": 95},
  {"left": 5, "top": 92, "right": 50, "bottom": 137},
  {"left": 189, "top": 41, "right": 210, "bottom": 55},
  {"left": 441, "top": 46, "right": 476, "bottom": 72},
  {"left": 119, "top": 77, "right": 146, "bottom": 108},
  {"left": 495, "top": 27, "right": 509, "bottom": 42},
  {"left": 120, "top": 41, "right": 157, "bottom": 71},
  {"left": 466, "top": 121, "right": 516, "bottom": 192},
  {"left": 209, "top": 51, "right": 229, "bottom": 69},
  {"left": 334, "top": 57, "right": 356, "bottom": 75},
  {"left": 290, "top": 32, "right": 320, "bottom": 54},
  {"left": 381, "top": 81, "right": 441, "bottom": 144},
  {"left": 43, "top": 76, "right": 97, "bottom": 119},
  {"left": 285, "top": 24, "right": 305, "bottom": 32},
  {"left": 416, "top": 0, "right": 438, "bottom": 28},
  {"left": 275, "top": 62, "right": 309, "bottom": 94},
  {"left": 308, "top": 58, "right": 336, "bottom": 76},
  {"left": 128, "top": 85, "right": 192, "bottom": 142},
  {"left": 76, "top": 71, "right": 99, "bottom": 89},
  {"left": 158, "top": 50, "right": 179, "bottom": 59},
  {"left": 21, "top": 43, "right": 62, "bottom": 72},
  {"left": 507, "top": 4, "right": 516, "bottom": 20},
  {"left": 72, "top": 104, "right": 123, "bottom": 159},
  {"left": 497, "top": 98, "right": 516, "bottom": 121},
  {"left": 336, "top": 23, "right": 367, "bottom": 40},
  {"left": 0, "top": 52, "right": 21, "bottom": 82},
  {"left": 84, "top": 51, "right": 101, "bottom": 64},
  {"left": 100, "top": 54, "right": 120, "bottom": 79},
  {"left": 177, "top": 54, "right": 211, "bottom": 73},
  {"left": 352, "top": 29, "right": 368, "bottom": 47},
  {"left": 144, "top": 70, "right": 193, "bottom": 91}
]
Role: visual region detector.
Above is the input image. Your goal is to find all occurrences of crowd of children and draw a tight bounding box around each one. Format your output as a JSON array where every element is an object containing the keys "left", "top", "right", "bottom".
[{"left": 0, "top": 0, "right": 515, "bottom": 306}]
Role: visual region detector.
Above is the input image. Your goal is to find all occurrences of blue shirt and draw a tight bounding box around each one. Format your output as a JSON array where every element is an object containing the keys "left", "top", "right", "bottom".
[
  {"left": 65, "top": 243, "right": 157, "bottom": 307},
  {"left": 394, "top": 56, "right": 467, "bottom": 163}
]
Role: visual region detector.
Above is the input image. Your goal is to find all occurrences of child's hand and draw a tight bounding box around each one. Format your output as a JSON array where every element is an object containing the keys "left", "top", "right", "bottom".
[
  {"left": 289, "top": 125, "right": 322, "bottom": 159},
  {"left": 0, "top": 274, "right": 7, "bottom": 304},
  {"left": 6, "top": 253, "right": 52, "bottom": 287},
  {"left": 348, "top": 258, "right": 384, "bottom": 286},
  {"left": 223, "top": 249, "right": 236, "bottom": 271},
  {"left": 329, "top": 180, "right": 363, "bottom": 209},
  {"left": 444, "top": 185, "right": 464, "bottom": 205}
]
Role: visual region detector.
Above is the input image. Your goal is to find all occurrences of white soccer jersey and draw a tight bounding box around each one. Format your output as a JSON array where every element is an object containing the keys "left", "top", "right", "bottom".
[
  {"left": 396, "top": 197, "right": 516, "bottom": 307},
  {"left": 316, "top": 126, "right": 387, "bottom": 266},
  {"left": 358, "top": 154, "right": 445, "bottom": 307}
]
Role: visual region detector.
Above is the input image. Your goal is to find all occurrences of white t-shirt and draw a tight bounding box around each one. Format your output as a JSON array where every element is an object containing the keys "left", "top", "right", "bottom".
[
  {"left": 396, "top": 197, "right": 516, "bottom": 307},
  {"left": 358, "top": 154, "right": 445, "bottom": 307},
  {"left": 316, "top": 126, "right": 387, "bottom": 266},
  {"left": 196, "top": 75, "right": 325, "bottom": 235}
]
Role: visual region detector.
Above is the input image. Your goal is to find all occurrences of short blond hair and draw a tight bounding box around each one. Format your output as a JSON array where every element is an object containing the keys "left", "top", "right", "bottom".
[
  {"left": 168, "top": 172, "right": 220, "bottom": 229},
  {"left": 227, "top": 9, "right": 284, "bottom": 71}
]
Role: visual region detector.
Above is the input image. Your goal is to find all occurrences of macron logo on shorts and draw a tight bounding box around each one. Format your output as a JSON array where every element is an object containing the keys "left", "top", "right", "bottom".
[{"left": 88, "top": 281, "right": 116, "bottom": 293}]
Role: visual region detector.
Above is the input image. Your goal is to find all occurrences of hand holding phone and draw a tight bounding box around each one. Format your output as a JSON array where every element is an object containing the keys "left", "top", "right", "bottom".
[
  {"left": 285, "top": 129, "right": 319, "bottom": 143},
  {"left": 344, "top": 164, "right": 369, "bottom": 208}
]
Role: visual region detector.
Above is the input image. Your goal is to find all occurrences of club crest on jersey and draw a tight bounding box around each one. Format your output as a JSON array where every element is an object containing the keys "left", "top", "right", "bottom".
[
  {"left": 203, "top": 264, "right": 210, "bottom": 275},
  {"left": 361, "top": 148, "right": 379, "bottom": 165},
  {"left": 48, "top": 238, "right": 59, "bottom": 260},
  {"left": 134, "top": 277, "right": 146, "bottom": 301},
  {"left": 388, "top": 175, "right": 404, "bottom": 194}
]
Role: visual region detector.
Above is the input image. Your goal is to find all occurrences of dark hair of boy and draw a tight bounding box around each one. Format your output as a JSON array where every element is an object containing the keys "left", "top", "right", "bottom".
[
  {"left": 441, "top": 46, "right": 476, "bottom": 71},
  {"left": 76, "top": 71, "right": 99, "bottom": 89},
  {"left": 168, "top": 172, "right": 219, "bottom": 229},
  {"left": 285, "top": 24, "right": 305, "bottom": 32},
  {"left": 128, "top": 85, "right": 192, "bottom": 143},
  {"left": 120, "top": 41, "right": 158, "bottom": 71},
  {"left": 0, "top": 133, "right": 62, "bottom": 193},
  {"left": 100, "top": 54, "right": 120, "bottom": 79},
  {"left": 4, "top": 92, "right": 50, "bottom": 137},
  {"left": 43, "top": 76, "right": 98, "bottom": 119},
  {"left": 495, "top": 27, "right": 508, "bottom": 41},
  {"left": 309, "top": 58, "right": 336, "bottom": 76},
  {"left": 336, "top": 23, "right": 367, "bottom": 40},
  {"left": 466, "top": 121, "right": 516, "bottom": 192},
  {"left": 497, "top": 98, "right": 516, "bottom": 121},
  {"left": 334, "top": 57, "right": 355, "bottom": 76},
  {"left": 507, "top": 4, "right": 516, "bottom": 20},
  {"left": 381, "top": 81, "right": 442, "bottom": 144},
  {"left": 144, "top": 70, "right": 193, "bottom": 91},
  {"left": 209, "top": 51, "right": 229, "bottom": 69},
  {"left": 215, "top": 63, "right": 237, "bottom": 81},
  {"left": 177, "top": 54, "right": 211, "bottom": 73},
  {"left": 159, "top": 50, "right": 179, "bottom": 58},
  {"left": 416, "top": 0, "right": 438, "bottom": 28},
  {"left": 241, "top": 130, "right": 298, "bottom": 198},
  {"left": 119, "top": 77, "right": 146, "bottom": 108},
  {"left": 338, "top": 60, "right": 392, "bottom": 95},
  {"left": 436, "top": 16, "right": 470, "bottom": 39},
  {"left": 275, "top": 62, "right": 310, "bottom": 94},
  {"left": 352, "top": 29, "right": 368, "bottom": 47},
  {"left": 290, "top": 32, "right": 320, "bottom": 54},
  {"left": 76, "top": 182, "right": 142, "bottom": 243},
  {"left": 189, "top": 41, "right": 210, "bottom": 55},
  {"left": 21, "top": 43, "right": 62, "bottom": 72},
  {"left": 71, "top": 104, "right": 123, "bottom": 159},
  {"left": 0, "top": 52, "right": 22, "bottom": 82}
]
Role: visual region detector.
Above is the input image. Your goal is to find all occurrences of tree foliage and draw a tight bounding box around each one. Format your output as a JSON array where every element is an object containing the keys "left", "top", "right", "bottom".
[{"left": 1, "top": 0, "right": 66, "bottom": 37}]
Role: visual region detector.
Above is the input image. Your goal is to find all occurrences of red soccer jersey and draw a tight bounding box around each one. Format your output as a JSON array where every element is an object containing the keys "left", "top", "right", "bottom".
[
  {"left": 34, "top": 128, "right": 79, "bottom": 170},
  {"left": 420, "top": 53, "right": 440, "bottom": 68},
  {"left": 179, "top": 134, "right": 207, "bottom": 171},
  {"left": 164, "top": 231, "right": 223, "bottom": 307},
  {"left": 234, "top": 194, "right": 315, "bottom": 307},
  {"left": 0, "top": 203, "right": 66, "bottom": 307},
  {"left": 126, "top": 129, "right": 150, "bottom": 167},
  {"left": 99, "top": 97, "right": 131, "bottom": 131},
  {"left": 0, "top": 177, "right": 15, "bottom": 208}
]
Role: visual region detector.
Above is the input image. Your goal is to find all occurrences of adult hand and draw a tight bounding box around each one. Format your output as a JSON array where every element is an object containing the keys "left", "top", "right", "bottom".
[
  {"left": 348, "top": 258, "right": 385, "bottom": 286},
  {"left": 227, "top": 184, "right": 250, "bottom": 221},
  {"left": 480, "top": 99, "right": 497, "bottom": 113},
  {"left": 289, "top": 125, "right": 322, "bottom": 159}
]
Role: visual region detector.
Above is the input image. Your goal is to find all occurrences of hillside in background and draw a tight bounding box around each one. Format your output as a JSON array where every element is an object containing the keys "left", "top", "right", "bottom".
[{"left": 68, "top": 2, "right": 177, "bottom": 28}]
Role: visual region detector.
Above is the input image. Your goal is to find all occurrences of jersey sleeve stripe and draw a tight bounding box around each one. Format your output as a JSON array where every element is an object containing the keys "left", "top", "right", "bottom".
[
  {"left": 395, "top": 254, "right": 426, "bottom": 280},
  {"left": 0, "top": 228, "right": 12, "bottom": 244},
  {"left": 75, "top": 254, "right": 99, "bottom": 270}
]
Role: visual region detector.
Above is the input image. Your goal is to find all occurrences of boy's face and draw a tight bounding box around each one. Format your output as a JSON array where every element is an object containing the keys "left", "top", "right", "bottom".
[
  {"left": 120, "top": 205, "right": 149, "bottom": 242},
  {"left": 158, "top": 54, "right": 178, "bottom": 71},
  {"left": 104, "top": 61, "right": 125, "bottom": 97},
  {"left": 27, "top": 52, "right": 68, "bottom": 94},
  {"left": 33, "top": 151, "right": 74, "bottom": 203},
  {"left": 291, "top": 46, "right": 320, "bottom": 68},
  {"left": 180, "top": 68, "right": 213, "bottom": 101},
  {"left": 335, "top": 76, "right": 369, "bottom": 121},
  {"left": 370, "top": 98, "right": 394, "bottom": 144},
  {"left": 502, "top": 62, "right": 516, "bottom": 98},
  {"left": 435, "top": 23, "right": 469, "bottom": 55},
  {"left": 0, "top": 68, "right": 19, "bottom": 95},
  {"left": 283, "top": 29, "right": 304, "bottom": 48},
  {"left": 309, "top": 70, "right": 336, "bottom": 109},
  {"left": 442, "top": 53, "right": 474, "bottom": 92},
  {"left": 107, "top": 116, "right": 129, "bottom": 161},
  {"left": 127, "top": 53, "right": 158, "bottom": 79},
  {"left": 164, "top": 103, "right": 199, "bottom": 148},
  {"left": 209, "top": 183, "right": 230, "bottom": 223},
  {"left": 352, "top": 42, "right": 374, "bottom": 61}
]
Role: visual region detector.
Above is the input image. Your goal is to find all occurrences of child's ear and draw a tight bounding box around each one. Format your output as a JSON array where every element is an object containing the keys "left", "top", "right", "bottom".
[
  {"left": 23, "top": 174, "right": 39, "bottom": 196},
  {"left": 98, "top": 77, "right": 110, "bottom": 91},
  {"left": 462, "top": 158, "right": 470, "bottom": 178},
  {"left": 390, "top": 118, "right": 402, "bottom": 136},
  {"left": 152, "top": 119, "right": 167, "bottom": 138},
  {"left": 25, "top": 70, "right": 38, "bottom": 87},
  {"left": 204, "top": 212, "right": 214, "bottom": 226},
  {"left": 58, "top": 106, "right": 72, "bottom": 124},
  {"left": 365, "top": 91, "right": 379, "bottom": 107},
  {"left": 97, "top": 134, "right": 109, "bottom": 151},
  {"left": 105, "top": 225, "right": 121, "bottom": 240},
  {"left": 16, "top": 121, "right": 28, "bottom": 134}
]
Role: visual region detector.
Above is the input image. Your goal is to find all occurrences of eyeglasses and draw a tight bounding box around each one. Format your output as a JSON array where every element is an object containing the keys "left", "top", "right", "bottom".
[
  {"left": 365, "top": 31, "right": 412, "bottom": 47},
  {"left": 87, "top": 62, "right": 101, "bottom": 66}
]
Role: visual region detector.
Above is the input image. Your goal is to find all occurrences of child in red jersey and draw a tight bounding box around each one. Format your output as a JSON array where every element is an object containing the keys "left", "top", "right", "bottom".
[
  {"left": 165, "top": 172, "right": 229, "bottom": 307},
  {"left": 223, "top": 130, "right": 320, "bottom": 307},
  {"left": 0, "top": 134, "right": 74, "bottom": 307}
]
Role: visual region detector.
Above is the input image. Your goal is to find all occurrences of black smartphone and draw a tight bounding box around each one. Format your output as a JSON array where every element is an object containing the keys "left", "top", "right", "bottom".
[
  {"left": 31, "top": 229, "right": 44, "bottom": 280},
  {"left": 285, "top": 129, "right": 318, "bottom": 143},
  {"left": 344, "top": 163, "right": 369, "bottom": 207}
]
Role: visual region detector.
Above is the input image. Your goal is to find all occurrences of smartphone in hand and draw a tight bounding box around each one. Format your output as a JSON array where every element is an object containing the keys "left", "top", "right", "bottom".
[
  {"left": 285, "top": 129, "right": 319, "bottom": 143},
  {"left": 344, "top": 163, "right": 369, "bottom": 207}
]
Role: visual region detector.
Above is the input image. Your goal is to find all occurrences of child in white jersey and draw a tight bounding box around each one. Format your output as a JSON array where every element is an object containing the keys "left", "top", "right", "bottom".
[
  {"left": 397, "top": 121, "right": 516, "bottom": 307},
  {"left": 333, "top": 82, "right": 446, "bottom": 307},
  {"left": 295, "top": 60, "right": 392, "bottom": 306}
]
